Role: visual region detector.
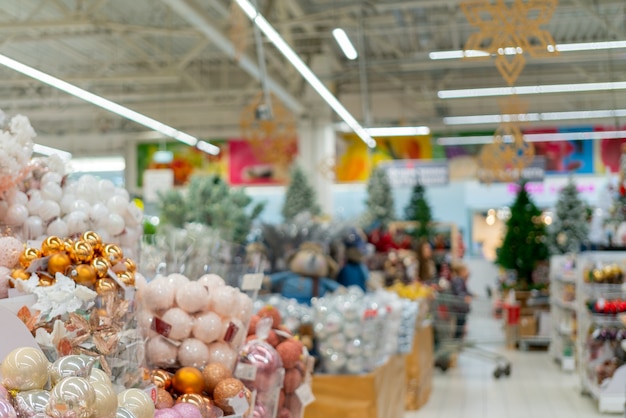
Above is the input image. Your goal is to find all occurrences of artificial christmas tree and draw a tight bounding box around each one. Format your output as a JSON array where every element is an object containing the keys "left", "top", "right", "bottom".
[
  {"left": 363, "top": 167, "right": 395, "bottom": 229},
  {"left": 496, "top": 182, "right": 549, "bottom": 289},
  {"left": 404, "top": 183, "right": 434, "bottom": 240},
  {"left": 548, "top": 179, "right": 589, "bottom": 254},
  {"left": 282, "top": 165, "right": 321, "bottom": 221}
]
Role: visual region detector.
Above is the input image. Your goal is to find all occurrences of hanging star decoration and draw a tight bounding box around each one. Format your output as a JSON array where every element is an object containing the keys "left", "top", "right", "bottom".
[
  {"left": 240, "top": 92, "right": 298, "bottom": 181},
  {"left": 478, "top": 96, "right": 535, "bottom": 182},
  {"left": 461, "top": 0, "right": 559, "bottom": 85}
]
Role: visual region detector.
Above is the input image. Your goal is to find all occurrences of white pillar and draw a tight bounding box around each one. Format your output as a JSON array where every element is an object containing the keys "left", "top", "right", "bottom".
[{"left": 297, "top": 116, "right": 335, "bottom": 217}]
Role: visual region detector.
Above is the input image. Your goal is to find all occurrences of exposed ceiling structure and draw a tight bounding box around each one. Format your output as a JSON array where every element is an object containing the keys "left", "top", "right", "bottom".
[{"left": 0, "top": 0, "right": 624, "bottom": 155}]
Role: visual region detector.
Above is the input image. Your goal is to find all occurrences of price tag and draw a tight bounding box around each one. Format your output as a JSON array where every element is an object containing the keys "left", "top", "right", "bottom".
[
  {"left": 228, "top": 391, "right": 249, "bottom": 415},
  {"left": 26, "top": 257, "right": 48, "bottom": 273},
  {"left": 152, "top": 318, "right": 172, "bottom": 338},
  {"left": 295, "top": 383, "right": 315, "bottom": 407},
  {"left": 234, "top": 362, "right": 257, "bottom": 381},
  {"left": 143, "top": 384, "right": 157, "bottom": 405},
  {"left": 241, "top": 274, "right": 264, "bottom": 291}
]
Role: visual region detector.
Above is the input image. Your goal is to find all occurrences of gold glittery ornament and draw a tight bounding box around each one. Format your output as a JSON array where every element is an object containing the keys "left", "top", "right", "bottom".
[
  {"left": 213, "top": 378, "right": 245, "bottom": 414},
  {"left": 202, "top": 363, "right": 232, "bottom": 395}
]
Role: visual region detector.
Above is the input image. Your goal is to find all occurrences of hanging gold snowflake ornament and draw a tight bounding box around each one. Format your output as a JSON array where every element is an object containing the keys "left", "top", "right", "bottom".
[{"left": 461, "top": 0, "right": 559, "bottom": 85}]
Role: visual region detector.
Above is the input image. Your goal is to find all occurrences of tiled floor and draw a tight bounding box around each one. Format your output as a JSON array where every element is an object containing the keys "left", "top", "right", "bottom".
[{"left": 405, "top": 299, "right": 608, "bottom": 418}]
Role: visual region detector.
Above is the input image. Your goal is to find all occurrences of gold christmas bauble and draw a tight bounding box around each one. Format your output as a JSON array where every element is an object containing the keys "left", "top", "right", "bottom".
[
  {"left": 123, "top": 258, "right": 136, "bottom": 273},
  {"left": 38, "top": 276, "right": 55, "bottom": 287},
  {"left": 11, "top": 268, "right": 31, "bottom": 281},
  {"left": 172, "top": 367, "right": 205, "bottom": 395},
  {"left": 71, "top": 241, "right": 94, "bottom": 264},
  {"left": 202, "top": 363, "right": 232, "bottom": 395},
  {"left": 175, "top": 393, "right": 207, "bottom": 408},
  {"left": 19, "top": 248, "right": 41, "bottom": 269},
  {"left": 41, "top": 236, "right": 65, "bottom": 257},
  {"left": 82, "top": 231, "right": 103, "bottom": 254},
  {"left": 150, "top": 369, "right": 173, "bottom": 391},
  {"left": 47, "top": 252, "right": 72, "bottom": 276},
  {"left": 117, "top": 271, "right": 135, "bottom": 287},
  {"left": 63, "top": 238, "right": 74, "bottom": 253},
  {"left": 102, "top": 244, "right": 123, "bottom": 265},
  {"left": 92, "top": 257, "right": 112, "bottom": 279},
  {"left": 70, "top": 264, "right": 97, "bottom": 288},
  {"left": 95, "top": 278, "right": 119, "bottom": 295},
  {"left": 213, "top": 378, "right": 245, "bottom": 415}
]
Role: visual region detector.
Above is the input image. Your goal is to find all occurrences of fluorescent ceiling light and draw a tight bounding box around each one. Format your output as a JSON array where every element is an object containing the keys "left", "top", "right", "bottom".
[
  {"left": 444, "top": 109, "right": 626, "bottom": 125},
  {"left": 234, "top": 0, "right": 375, "bottom": 148},
  {"left": 439, "top": 81, "right": 626, "bottom": 99},
  {"left": 332, "top": 28, "right": 358, "bottom": 60},
  {"left": 0, "top": 54, "right": 220, "bottom": 155},
  {"left": 366, "top": 126, "right": 431, "bottom": 136},
  {"left": 438, "top": 130, "right": 626, "bottom": 146},
  {"left": 429, "top": 40, "right": 626, "bottom": 60},
  {"left": 33, "top": 143, "right": 72, "bottom": 160},
  {"left": 70, "top": 156, "right": 126, "bottom": 172}
]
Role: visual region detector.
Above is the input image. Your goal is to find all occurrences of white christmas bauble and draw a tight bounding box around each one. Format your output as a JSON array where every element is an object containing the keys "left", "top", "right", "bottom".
[
  {"left": 98, "top": 179, "right": 115, "bottom": 197},
  {"left": 105, "top": 214, "right": 125, "bottom": 236},
  {"left": 328, "top": 333, "right": 347, "bottom": 351},
  {"left": 89, "top": 203, "right": 109, "bottom": 223},
  {"left": 344, "top": 321, "right": 361, "bottom": 339},
  {"left": 47, "top": 218, "right": 69, "bottom": 237},
  {"left": 113, "top": 188, "right": 130, "bottom": 202},
  {"left": 23, "top": 216, "right": 45, "bottom": 240},
  {"left": 65, "top": 211, "right": 89, "bottom": 235},
  {"left": 42, "top": 172, "right": 62, "bottom": 186},
  {"left": 323, "top": 351, "right": 347, "bottom": 374},
  {"left": 324, "top": 312, "right": 343, "bottom": 334},
  {"left": 124, "top": 203, "right": 143, "bottom": 227},
  {"left": 5, "top": 204, "right": 28, "bottom": 225},
  {"left": 76, "top": 176, "right": 99, "bottom": 203},
  {"left": 198, "top": 274, "right": 225, "bottom": 290},
  {"left": 107, "top": 195, "right": 129, "bottom": 215},
  {"left": 26, "top": 190, "right": 43, "bottom": 214},
  {"left": 346, "top": 356, "right": 364, "bottom": 374},
  {"left": 167, "top": 273, "right": 189, "bottom": 288},
  {"left": 345, "top": 339, "right": 362, "bottom": 357},
  {"left": 72, "top": 200, "right": 91, "bottom": 214},
  {"left": 314, "top": 322, "right": 328, "bottom": 339},
  {"left": 9, "top": 191, "right": 28, "bottom": 206},
  {"left": 0, "top": 201, "right": 8, "bottom": 220},
  {"left": 60, "top": 194, "right": 77, "bottom": 214},
  {"left": 38, "top": 200, "right": 61, "bottom": 222},
  {"left": 40, "top": 182, "right": 63, "bottom": 202}
]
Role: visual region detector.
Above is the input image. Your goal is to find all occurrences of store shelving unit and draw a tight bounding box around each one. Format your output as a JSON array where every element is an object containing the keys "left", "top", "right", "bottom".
[
  {"left": 576, "top": 252, "right": 626, "bottom": 414},
  {"left": 550, "top": 255, "right": 578, "bottom": 372}
]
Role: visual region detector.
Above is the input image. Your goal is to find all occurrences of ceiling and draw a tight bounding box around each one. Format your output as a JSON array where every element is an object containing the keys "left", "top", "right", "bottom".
[{"left": 0, "top": 0, "right": 624, "bottom": 156}]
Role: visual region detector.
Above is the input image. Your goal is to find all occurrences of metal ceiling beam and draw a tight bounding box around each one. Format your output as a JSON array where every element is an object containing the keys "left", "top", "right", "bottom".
[{"left": 161, "top": 0, "right": 303, "bottom": 114}]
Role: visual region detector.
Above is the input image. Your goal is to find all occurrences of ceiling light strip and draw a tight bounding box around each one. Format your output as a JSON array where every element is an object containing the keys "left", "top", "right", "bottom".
[
  {"left": 0, "top": 54, "right": 221, "bottom": 155},
  {"left": 233, "top": 0, "right": 376, "bottom": 148},
  {"left": 332, "top": 28, "right": 359, "bottom": 60},
  {"left": 439, "top": 81, "right": 626, "bottom": 99},
  {"left": 437, "top": 130, "right": 626, "bottom": 146},
  {"left": 444, "top": 109, "right": 626, "bottom": 125},
  {"left": 33, "top": 143, "right": 72, "bottom": 160},
  {"left": 430, "top": 40, "right": 626, "bottom": 60},
  {"left": 365, "top": 126, "right": 431, "bottom": 136}
]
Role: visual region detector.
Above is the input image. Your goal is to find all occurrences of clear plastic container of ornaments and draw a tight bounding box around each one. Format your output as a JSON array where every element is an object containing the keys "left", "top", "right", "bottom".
[
  {"left": 0, "top": 232, "right": 147, "bottom": 392},
  {"left": 312, "top": 287, "right": 406, "bottom": 375}
]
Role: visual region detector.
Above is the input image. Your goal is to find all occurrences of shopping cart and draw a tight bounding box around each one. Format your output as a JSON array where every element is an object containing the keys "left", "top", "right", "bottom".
[{"left": 432, "top": 290, "right": 512, "bottom": 378}]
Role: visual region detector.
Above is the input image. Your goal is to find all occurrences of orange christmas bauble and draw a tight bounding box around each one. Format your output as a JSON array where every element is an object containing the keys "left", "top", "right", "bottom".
[
  {"left": 19, "top": 248, "right": 41, "bottom": 269},
  {"left": 95, "top": 278, "right": 119, "bottom": 295},
  {"left": 41, "top": 236, "right": 65, "bottom": 257},
  {"left": 70, "top": 264, "right": 97, "bottom": 287},
  {"left": 47, "top": 252, "right": 72, "bottom": 276},
  {"left": 81, "top": 231, "right": 103, "bottom": 254},
  {"left": 102, "top": 244, "right": 123, "bottom": 265},
  {"left": 10, "top": 268, "right": 31, "bottom": 281},
  {"left": 92, "top": 257, "right": 112, "bottom": 279},
  {"left": 70, "top": 241, "right": 94, "bottom": 264},
  {"left": 172, "top": 367, "right": 205, "bottom": 395},
  {"left": 150, "top": 369, "right": 173, "bottom": 391}
]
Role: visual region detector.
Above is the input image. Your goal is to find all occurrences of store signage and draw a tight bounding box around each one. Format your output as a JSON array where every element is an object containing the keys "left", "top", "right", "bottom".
[
  {"left": 478, "top": 156, "right": 546, "bottom": 184},
  {"left": 380, "top": 160, "right": 449, "bottom": 187}
]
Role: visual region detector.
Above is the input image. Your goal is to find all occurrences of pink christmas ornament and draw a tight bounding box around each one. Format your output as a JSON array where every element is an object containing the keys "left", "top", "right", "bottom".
[
  {"left": 162, "top": 308, "right": 193, "bottom": 340},
  {"left": 283, "top": 369, "right": 302, "bottom": 394},
  {"left": 178, "top": 338, "right": 210, "bottom": 369},
  {"left": 0, "top": 267, "right": 9, "bottom": 298},
  {"left": 0, "top": 398, "right": 17, "bottom": 418},
  {"left": 0, "top": 237, "right": 23, "bottom": 268},
  {"left": 5, "top": 204, "right": 28, "bottom": 225},
  {"left": 0, "top": 384, "right": 8, "bottom": 400},
  {"left": 198, "top": 274, "right": 225, "bottom": 290},
  {"left": 173, "top": 403, "right": 203, "bottom": 418},
  {"left": 167, "top": 273, "right": 189, "bottom": 287},
  {"left": 252, "top": 402, "right": 267, "bottom": 418},
  {"left": 144, "top": 276, "right": 176, "bottom": 312},
  {"left": 176, "top": 282, "right": 209, "bottom": 314},
  {"left": 192, "top": 312, "right": 222, "bottom": 344},
  {"left": 210, "top": 286, "right": 238, "bottom": 317},
  {"left": 207, "top": 342, "right": 237, "bottom": 370},
  {"left": 239, "top": 339, "right": 284, "bottom": 392},
  {"left": 146, "top": 337, "right": 178, "bottom": 369},
  {"left": 154, "top": 408, "right": 183, "bottom": 418}
]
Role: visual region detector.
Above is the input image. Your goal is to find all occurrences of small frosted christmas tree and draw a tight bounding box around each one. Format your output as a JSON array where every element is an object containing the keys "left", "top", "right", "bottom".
[
  {"left": 363, "top": 167, "right": 395, "bottom": 228},
  {"left": 404, "top": 183, "right": 433, "bottom": 240},
  {"left": 496, "top": 182, "right": 549, "bottom": 289},
  {"left": 548, "top": 179, "right": 588, "bottom": 254},
  {"left": 282, "top": 166, "right": 321, "bottom": 221}
]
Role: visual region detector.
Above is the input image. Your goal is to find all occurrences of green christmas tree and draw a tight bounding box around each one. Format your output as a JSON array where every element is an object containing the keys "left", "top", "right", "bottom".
[
  {"left": 548, "top": 179, "right": 589, "bottom": 254},
  {"left": 282, "top": 166, "right": 321, "bottom": 221},
  {"left": 404, "top": 183, "right": 433, "bottom": 240},
  {"left": 363, "top": 167, "right": 395, "bottom": 228},
  {"left": 496, "top": 182, "right": 549, "bottom": 289}
]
